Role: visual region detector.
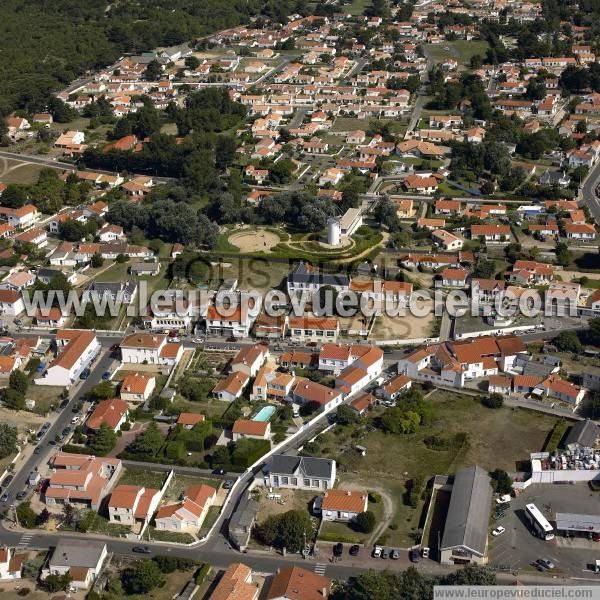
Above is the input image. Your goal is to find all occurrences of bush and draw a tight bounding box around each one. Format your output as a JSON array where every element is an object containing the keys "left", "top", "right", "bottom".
[
  {"left": 354, "top": 510, "right": 376, "bottom": 534},
  {"left": 482, "top": 393, "right": 503, "bottom": 409},
  {"left": 368, "top": 491, "right": 382, "bottom": 504},
  {"left": 153, "top": 555, "right": 195, "bottom": 574},
  {"left": 194, "top": 563, "right": 210, "bottom": 585}
]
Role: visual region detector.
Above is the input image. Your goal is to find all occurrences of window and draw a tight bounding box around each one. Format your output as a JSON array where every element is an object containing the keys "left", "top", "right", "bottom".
[
  {"left": 281, "top": 477, "right": 289, "bottom": 485},
  {"left": 273, "top": 476, "right": 279, "bottom": 485},
  {"left": 312, "top": 479, "right": 320, "bottom": 487},
  {"left": 304, "top": 478, "right": 310, "bottom": 487},
  {"left": 291, "top": 478, "right": 297, "bottom": 486}
]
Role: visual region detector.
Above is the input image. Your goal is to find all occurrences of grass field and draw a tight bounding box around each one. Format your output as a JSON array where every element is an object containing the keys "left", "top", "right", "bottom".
[
  {"left": 163, "top": 474, "right": 222, "bottom": 502},
  {"left": 117, "top": 468, "right": 169, "bottom": 490},
  {"left": 307, "top": 390, "right": 559, "bottom": 546},
  {"left": 0, "top": 161, "right": 47, "bottom": 184},
  {"left": 341, "top": 0, "right": 369, "bottom": 15},
  {"left": 424, "top": 40, "right": 490, "bottom": 67}
]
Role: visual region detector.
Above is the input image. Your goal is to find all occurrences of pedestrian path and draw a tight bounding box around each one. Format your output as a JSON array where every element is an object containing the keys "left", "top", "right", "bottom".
[
  {"left": 314, "top": 563, "right": 327, "bottom": 575},
  {"left": 16, "top": 533, "right": 34, "bottom": 549}
]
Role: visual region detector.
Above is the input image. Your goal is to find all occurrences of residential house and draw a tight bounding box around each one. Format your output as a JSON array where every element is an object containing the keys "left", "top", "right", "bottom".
[
  {"left": 209, "top": 563, "right": 259, "bottom": 600},
  {"left": 82, "top": 280, "right": 137, "bottom": 305},
  {"left": 108, "top": 485, "right": 161, "bottom": 527},
  {"left": 288, "top": 317, "right": 339, "bottom": 343},
  {"left": 154, "top": 484, "right": 217, "bottom": 533},
  {"left": 35, "top": 330, "right": 101, "bottom": 387},
  {"left": 0, "top": 289, "right": 25, "bottom": 316},
  {"left": 471, "top": 224, "right": 511, "bottom": 242},
  {"left": 286, "top": 262, "right": 349, "bottom": 299},
  {"left": 441, "top": 268, "right": 468, "bottom": 288},
  {"left": 232, "top": 419, "right": 271, "bottom": 441},
  {"left": 0, "top": 547, "right": 23, "bottom": 581},
  {"left": 119, "top": 333, "right": 183, "bottom": 367},
  {"left": 431, "top": 229, "right": 464, "bottom": 251},
  {"left": 86, "top": 398, "right": 129, "bottom": 433},
  {"left": 120, "top": 372, "right": 156, "bottom": 403},
  {"left": 44, "top": 453, "right": 121, "bottom": 510},
  {"left": 317, "top": 489, "right": 368, "bottom": 523},
  {"left": 35, "top": 307, "right": 66, "bottom": 328},
  {"left": 43, "top": 540, "right": 107, "bottom": 590},
  {"left": 266, "top": 566, "right": 331, "bottom": 600},
  {"left": 377, "top": 374, "right": 412, "bottom": 402},
  {"left": 212, "top": 372, "right": 250, "bottom": 403},
  {"left": 177, "top": 413, "right": 205, "bottom": 429},
  {"left": 231, "top": 344, "right": 269, "bottom": 378},
  {"left": 263, "top": 455, "right": 336, "bottom": 491}
]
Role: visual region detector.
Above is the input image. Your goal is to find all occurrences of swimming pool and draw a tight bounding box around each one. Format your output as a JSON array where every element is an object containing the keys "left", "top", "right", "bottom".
[{"left": 252, "top": 405, "right": 277, "bottom": 422}]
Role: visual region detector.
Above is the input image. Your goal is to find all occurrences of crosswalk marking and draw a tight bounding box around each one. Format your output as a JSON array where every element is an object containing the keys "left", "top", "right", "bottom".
[
  {"left": 314, "top": 563, "right": 327, "bottom": 575},
  {"left": 16, "top": 534, "right": 33, "bottom": 549}
]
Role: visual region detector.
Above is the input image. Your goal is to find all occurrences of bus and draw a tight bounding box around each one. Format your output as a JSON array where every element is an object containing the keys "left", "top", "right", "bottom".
[{"left": 525, "top": 503, "right": 555, "bottom": 540}]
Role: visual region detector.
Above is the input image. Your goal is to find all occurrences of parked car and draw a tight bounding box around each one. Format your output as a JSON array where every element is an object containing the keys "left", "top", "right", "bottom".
[
  {"left": 381, "top": 547, "right": 390, "bottom": 559},
  {"left": 372, "top": 545, "right": 383, "bottom": 558},
  {"left": 391, "top": 549, "right": 400, "bottom": 560},
  {"left": 492, "top": 526, "right": 506, "bottom": 536},
  {"left": 537, "top": 559, "right": 555, "bottom": 570},
  {"left": 71, "top": 416, "right": 79, "bottom": 424},
  {"left": 223, "top": 480, "right": 233, "bottom": 490},
  {"left": 59, "top": 399, "right": 69, "bottom": 409},
  {"left": 349, "top": 545, "right": 360, "bottom": 556},
  {"left": 16, "top": 491, "right": 26, "bottom": 500},
  {"left": 132, "top": 546, "right": 152, "bottom": 554},
  {"left": 409, "top": 548, "right": 420, "bottom": 563},
  {"left": 2, "top": 475, "right": 13, "bottom": 486},
  {"left": 0, "top": 494, "right": 9, "bottom": 503},
  {"left": 61, "top": 427, "right": 71, "bottom": 437},
  {"left": 333, "top": 543, "right": 343, "bottom": 557},
  {"left": 33, "top": 446, "right": 42, "bottom": 454},
  {"left": 101, "top": 371, "right": 111, "bottom": 380},
  {"left": 495, "top": 494, "right": 511, "bottom": 505},
  {"left": 421, "top": 547, "right": 430, "bottom": 558},
  {"left": 212, "top": 468, "right": 226, "bottom": 475},
  {"left": 79, "top": 368, "right": 91, "bottom": 380}
]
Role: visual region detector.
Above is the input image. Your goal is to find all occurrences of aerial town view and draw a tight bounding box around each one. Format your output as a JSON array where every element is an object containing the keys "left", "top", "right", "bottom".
[{"left": 0, "top": 0, "right": 600, "bottom": 598}]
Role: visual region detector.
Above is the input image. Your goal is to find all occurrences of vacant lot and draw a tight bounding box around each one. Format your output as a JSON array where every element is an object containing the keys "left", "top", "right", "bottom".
[
  {"left": 424, "top": 40, "right": 490, "bottom": 67},
  {"left": 307, "top": 390, "right": 559, "bottom": 546},
  {"left": 229, "top": 227, "right": 281, "bottom": 253}
]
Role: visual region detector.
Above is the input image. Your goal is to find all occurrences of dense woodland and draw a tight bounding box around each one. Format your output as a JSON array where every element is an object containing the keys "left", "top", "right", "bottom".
[{"left": 0, "top": 0, "right": 304, "bottom": 115}]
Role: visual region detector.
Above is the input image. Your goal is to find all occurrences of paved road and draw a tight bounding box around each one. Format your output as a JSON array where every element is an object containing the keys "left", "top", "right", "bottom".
[
  {"left": 0, "top": 348, "right": 115, "bottom": 509},
  {"left": 0, "top": 150, "right": 172, "bottom": 184},
  {"left": 579, "top": 157, "right": 600, "bottom": 223}
]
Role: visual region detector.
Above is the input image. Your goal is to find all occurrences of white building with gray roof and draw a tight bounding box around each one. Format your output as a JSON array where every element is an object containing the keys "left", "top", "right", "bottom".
[
  {"left": 440, "top": 466, "right": 493, "bottom": 566},
  {"left": 263, "top": 455, "right": 336, "bottom": 491},
  {"left": 43, "top": 539, "right": 107, "bottom": 590}
]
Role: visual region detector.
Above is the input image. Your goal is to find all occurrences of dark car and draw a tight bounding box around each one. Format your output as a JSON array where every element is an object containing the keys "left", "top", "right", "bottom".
[
  {"left": 132, "top": 545, "right": 152, "bottom": 554},
  {"left": 48, "top": 440, "right": 57, "bottom": 447},
  {"left": 16, "top": 490, "right": 26, "bottom": 500},
  {"left": 0, "top": 494, "right": 9, "bottom": 503},
  {"left": 333, "top": 543, "right": 343, "bottom": 557},
  {"left": 349, "top": 545, "right": 360, "bottom": 556},
  {"left": 3, "top": 475, "right": 13, "bottom": 486},
  {"left": 33, "top": 446, "right": 42, "bottom": 454},
  {"left": 79, "top": 368, "right": 91, "bottom": 380},
  {"left": 59, "top": 399, "right": 69, "bottom": 409},
  {"left": 409, "top": 548, "right": 421, "bottom": 563},
  {"left": 212, "top": 468, "right": 226, "bottom": 475},
  {"left": 223, "top": 480, "right": 233, "bottom": 490},
  {"left": 62, "top": 427, "right": 71, "bottom": 436},
  {"left": 226, "top": 336, "right": 238, "bottom": 342},
  {"left": 102, "top": 371, "right": 111, "bottom": 380},
  {"left": 537, "top": 559, "right": 555, "bottom": 570}
]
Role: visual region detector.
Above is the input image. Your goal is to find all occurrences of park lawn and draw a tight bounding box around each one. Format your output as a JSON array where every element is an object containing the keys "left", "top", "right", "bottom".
[
  {"left": 308, "top": 390, "right": 558, "bottom": 546},
  {"left": 452, "top": 40, "right": 490, "bottom": 65},
  {"left": 94, "top": 261, "right": 131, "bottom": 283},
  {"left": 117, "top": 467, "right": 168, "bottom": 490},
  {"left": 342, "top": 0, "right": 369, "bottom": 15},
  {"left": 0, "top": 162, "right": 47, "bottom": 184}
]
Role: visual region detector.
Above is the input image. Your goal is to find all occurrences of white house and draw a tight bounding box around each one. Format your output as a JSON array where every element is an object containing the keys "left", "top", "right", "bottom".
[
  {"left": 231, "top": 344, "right": 269, "bottom": 378},
  {"left": 0, "top": 547, "right": 22, "bottom": 581},
  {"left": 317, "top": 489, "right": 368, "bottom": 523},
  {"left": 212, "top": 371, "right": 250, "bottom": 402},
  {"left": 264, "top": 455, "right": 336, "bottom": 491},
  {"left": 43, "top": 540, "right": 107, "bottom": 590},
  {"left": 0, "top": 289, "right": 25, "bottom": 316},
  {"left": 154, "top": 484, "right": 217, "bottom": 533},
  {"left": 119, "top": 333, "right": 183, "bottom": 367},
  {"left": 120, "top": 372, "right": 156, "bottom": 403},
  {"left": 108, "top": 485, "right": 161, "bottom": 527},
  {"left": 35, "top": 330, "right": 101, "bottom": 387}
]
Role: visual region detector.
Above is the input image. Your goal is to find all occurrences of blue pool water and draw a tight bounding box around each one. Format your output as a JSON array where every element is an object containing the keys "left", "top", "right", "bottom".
[{"left": 252, "top": 405, "right": 277, "bottom": 422}]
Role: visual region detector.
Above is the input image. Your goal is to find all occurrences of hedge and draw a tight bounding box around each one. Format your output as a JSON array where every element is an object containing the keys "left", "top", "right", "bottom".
[{"left": 194, "top": 563, "right": 210, "bottom": 586}]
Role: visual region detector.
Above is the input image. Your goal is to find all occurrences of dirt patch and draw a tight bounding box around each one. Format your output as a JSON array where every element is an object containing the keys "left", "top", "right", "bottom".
[
  {"left": 371, "top": 308, "right": 435, "bottom": 340},
  {"left": 255, "top": 487, "right": 317, "bottom": 522},
  {"left": 229, "top": 228, "right": 280, "bottom": 252}
]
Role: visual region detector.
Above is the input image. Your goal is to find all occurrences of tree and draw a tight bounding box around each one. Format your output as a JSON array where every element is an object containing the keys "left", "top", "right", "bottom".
[
  {"left": 58, "top": 219, "right": 87, "bottom": 241},
  {"left": 553, "top": 330, "right": 582, "bottom": 353},
  {"left": 3, "top": 388, "right": 25, "bottom": 410},
  {"left": 474, "top": 258, "right": 497, "bottom": 279},
  {"left": 482, "top": 393, "right": 503, "bottom": 409},
  {"left": 555, "top": 241, "right": 571, "bottom": 267},
  {"left": 122, "top": 559, "right": 163, "bottom": 594},
  {"left": 336, "top": 404, "right": 359, "bottom": 425},
  {"left": 16, "top": 501, "right": 38, "bottom": 528},
  {"left": 124, "top": 422, "right": 164, "bottom": 460},
  {"left": 355, "top": 510, "right": 376, "bottom": 533},
  {"left": 85, "top": 381, "right": 114, "bottom": 403},
  {"left": 90, "top": 253, "right": 104, "bottom": 268},
  {"left": 145, "top": 60, "right": 162, "bottom": 81},
  {"left": 42, "top": 573, "right": 72, "bottom": 593},
  {"left": 256, "top": 510, "right": 313, "bottom": 552},
  {"left": 9, "top": 369, "right": 28, "bottom": 395},
  {"left": 89, "top": 422, "right": 117, "bottom": 456},
  {"left": 0, "top": 423, "right": 17, "bottom": 459},
  {"left": 489, "top": 469, "right": 513, "bottom": 495},
  {"left": 381, "top": 407, "right": 421, "bottom": 434},
  {"left": 442, "top": 564, "right": 496, "bottom": 585}
]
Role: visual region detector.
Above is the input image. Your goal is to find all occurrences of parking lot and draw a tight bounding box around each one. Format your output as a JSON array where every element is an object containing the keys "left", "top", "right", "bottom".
[{"left": 489, "top": 483, "right": 600, "bottom": 578}]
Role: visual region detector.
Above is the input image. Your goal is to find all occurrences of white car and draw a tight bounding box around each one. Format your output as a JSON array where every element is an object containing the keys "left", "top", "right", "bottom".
[
  {"left": 492, "top": 526, "right": 506, "bottom": 537},
  {"left": 495, "top": 494, "right": 511, "bottom": 505},
  {"left": 372, "top": 545, "right": 383, "bottom": 558},
  {"left": 71, "top": 416, "right": 79, "bottom": 424}
]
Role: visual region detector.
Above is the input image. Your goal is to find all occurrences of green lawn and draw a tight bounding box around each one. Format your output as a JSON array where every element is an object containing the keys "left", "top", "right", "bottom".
[
  {"left": 306, "top": 390, "right": 559, "bottom": 546},
  {"left": 94, "top": 261, "right": 131, "bottom": 283},
  {"left": 163, "top": 474, "right": 222, "bottom": 502},
  {"left": 26, "top": 386, "right": 63, "bottom": 415},
  {"left": 341, "top": 0, "right": 369, "bottom": 15},
  {"left": 424, "top": 40, "right": 490, "bottom": 67},
  {"left": 117, "top": 468, "right": 169, "bottom": 490},
  {"left": 198, "top": 505, "right": 221, "bottom": 537}
]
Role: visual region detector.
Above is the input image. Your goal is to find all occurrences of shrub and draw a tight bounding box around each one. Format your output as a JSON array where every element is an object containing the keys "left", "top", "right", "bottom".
[
  {"left": 194, "top": 563, "right": 210, "bottom": 585},
  {"left": 482, "top": 393, "right": 503, "bottom": 409},
  {"left": 368, "top": 491, "right": 382, "bottom": 504},
  {"left": 354, "top": 510, "right": 376, "bottom": 534}
]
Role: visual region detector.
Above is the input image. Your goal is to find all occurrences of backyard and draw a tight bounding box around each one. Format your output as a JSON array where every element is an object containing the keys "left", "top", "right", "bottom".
[{"left": 304, "top": 390, "right": 559, "bottom": 546}]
